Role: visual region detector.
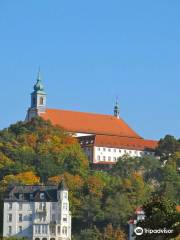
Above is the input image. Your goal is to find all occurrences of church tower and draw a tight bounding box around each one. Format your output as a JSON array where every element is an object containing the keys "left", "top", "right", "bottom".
[
  {"left": 114, "top": 100, "right": 120, "bottom": 118},
  {"left": 26, "top": 69, "right": 47, "bottom": 121}
]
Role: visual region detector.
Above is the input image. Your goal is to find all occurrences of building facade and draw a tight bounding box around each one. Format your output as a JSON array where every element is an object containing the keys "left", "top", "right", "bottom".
[
  {"left": 26, "top": 73, "right": 158, "bottom": 165},
  {"left": 3, "top": 180, "right": 71, "bottom": 240}
]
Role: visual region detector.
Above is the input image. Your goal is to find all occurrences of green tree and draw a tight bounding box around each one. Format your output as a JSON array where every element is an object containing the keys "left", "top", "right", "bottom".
[{"left": 136, "top": 197, "right": 180, "bottom": 240}]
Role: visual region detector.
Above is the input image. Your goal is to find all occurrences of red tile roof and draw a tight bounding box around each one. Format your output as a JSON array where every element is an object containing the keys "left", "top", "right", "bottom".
[
  {"left": 94, "top": 135, "right": 158, "bottom": 150},
  {"left": 40, "top": 108, "right": 141, "bottom": 138}
]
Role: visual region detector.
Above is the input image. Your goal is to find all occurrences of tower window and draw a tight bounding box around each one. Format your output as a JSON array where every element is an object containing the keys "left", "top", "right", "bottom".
[
  {"left": 40, "top": 97, "right": 44, "bottom": 105},
  {"left": 62, "top": 226, "right": 67, "bottom": 235}
]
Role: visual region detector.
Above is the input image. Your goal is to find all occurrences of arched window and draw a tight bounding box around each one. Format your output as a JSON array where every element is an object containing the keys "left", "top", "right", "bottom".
[
  {"left": 35, "top": 238, "right": 40, "bottom": 240},
  {"left": 42, "top": 238, "right": 47, "bottom": 240},
  {"left": 40, "top": 97, "right": 44, "bottom": 105},
  {"left": 62, "top": 226, "right": 67, "bottom": 235},
  {"left": 50, "top": 238, "right": 55, "bottom": 240}
]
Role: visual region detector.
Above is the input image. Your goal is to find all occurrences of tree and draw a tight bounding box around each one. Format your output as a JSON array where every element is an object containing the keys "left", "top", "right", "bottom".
[
  {"left": 102, "top": 224, "right": 126, "bottom": 240},
  {"left": 136, "top": 197, "right": 180, "bottom": 240},
  {"left": 156, "top": 135, "right": 180, "bottom": 160}
]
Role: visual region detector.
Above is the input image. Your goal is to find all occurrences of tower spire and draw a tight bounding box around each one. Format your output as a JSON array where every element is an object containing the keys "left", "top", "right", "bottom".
[
  {"left": 114, "top": 98, "right": 120, "bottom": 118},
  {"left": 37, "top": 67, "right": 41, "bottom": 81}
]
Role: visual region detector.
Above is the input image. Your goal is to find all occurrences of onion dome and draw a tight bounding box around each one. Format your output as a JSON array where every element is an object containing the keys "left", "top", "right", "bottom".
[{"left": 33, "top": 68, "right": 45, "bottom": 93}]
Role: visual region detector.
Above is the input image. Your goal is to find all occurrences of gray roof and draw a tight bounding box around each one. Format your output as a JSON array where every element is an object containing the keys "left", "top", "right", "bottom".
[{"left": 4, "top": 185, "right": 60, "bottom": 202}]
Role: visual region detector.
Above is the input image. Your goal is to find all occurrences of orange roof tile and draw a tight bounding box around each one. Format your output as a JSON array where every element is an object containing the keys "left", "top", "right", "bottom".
[
  {"left": 40, "top": 108, "right": 141, "bottom": 138},
  {"left": 176, "top": 206, "right": 180, "bottom": 212},
  {"left": 94, "top": 135, "right": 158, "bottom": 150}
]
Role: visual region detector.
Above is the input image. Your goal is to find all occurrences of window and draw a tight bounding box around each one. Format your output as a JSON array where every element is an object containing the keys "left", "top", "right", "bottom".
[
  {"left": 103, "top": 156, "right": 106, "bottom": 161},
  {"left": 98, "top": 147, "right": 100, "bottom": 151},
  {"left": 103, "top": 148, "right": 106, "bottom": 151},
  {"left": 124, "top": 150, "right": 127, "bottom": 153},
  {"left": 38, "top": 225, "right": 41, "bottom": 234},
  {"left": 64, "top": 192, "right": 68, "bottom": 199},
  {"left": 63, "top": 214, "right": 67, "bottom": 222},
  {"left": 19, "top": 194, "right": 23, "bottom": 200},
  {"left": 63, "top": 203, "right": 68, "bottom": 211},
  {"left": 19, "top": 226, "right": 22, "bottom": 232},
  {"left": 8, "top": 226, "right": 12, "bottom": 235},
  {"left": 42, "top": 225, "right": 47, "bottom": 234},
  {"left": 40, "top": 193, "right": 45, "bottom": 200},
  {"left": 108, "top": 148, "right": 111, "bottom": 152},
  {"left": 19, "top": 214, "right": 22, "bottom": 222},
  {"left": 114, "top": 148, "right": 116, "bottom": 152},
  {"left": 119, "top": 149, "right": 121, "bottom": 153},
  {"left": 108, "top": 156, "right": 111, "bottom": 161},
  {"left": 58, "top": 226, "right": 61, "bottom": 234},
  {"left": 8, "top": 203, "right": 12, "bottom": 210},
  {"left": 39, "top": 202, "right": 46, "bottom": 210},
  {"left": 50, "top": 226, "right": 55, "bottom": 234},
  {"left": 129, "top": 150, "right": 132, "bottom": 154},
  {"left": 113, "top": 157, "right": 116, "bottom": 161},
  {"left": 19, "top": 203, "right": 23, "bottom": 210},
  {"left": 97, "top": 155, "right": 100, "bottom": 161},
  {"left": 8, "top": 214, "right": 12, "bottom": 222},
  {"left": 40, "top": 97, "right": 44, "bottom": 105},
  {"left": 62, "top": 226, "right": 67, "bottom": 235}
]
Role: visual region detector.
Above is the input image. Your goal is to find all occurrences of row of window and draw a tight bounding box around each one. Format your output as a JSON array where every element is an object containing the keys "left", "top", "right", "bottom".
[
  {"left": 97, "top": 147, "right": 121, "bottom": 152},
  {"left": 97, "top": 156, "right": 118, "bottom": 162},
  {"left": 34, "top": 225, "right": 68, "bottom": 236},
  {"left": 8, "top": 213, "right": 24, "bottom": 222},
  {"left": 8, "top": 202, "right": 33, "bottom": 211},
  {"left": 8, "top": 225, "right": 22, "bottom": 235},
  {"left": 97, "top": 147, "right": 154, "bottom": 156},
  {"left": 8, "top": 202, "right": 68, "bottom": 211}
]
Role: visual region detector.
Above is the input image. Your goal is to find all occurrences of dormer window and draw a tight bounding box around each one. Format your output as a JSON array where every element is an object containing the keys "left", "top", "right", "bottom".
[
  {"left": 40, "top": 193, "right": 45, "bottom": 200},
  {"left": 19, "top": 194, "right": 23, "bottom": 200}
]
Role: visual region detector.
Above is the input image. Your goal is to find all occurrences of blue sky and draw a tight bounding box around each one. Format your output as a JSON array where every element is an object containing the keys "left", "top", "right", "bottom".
[{"left": 0, "top": 1, "right": 180, "bottom": 140}]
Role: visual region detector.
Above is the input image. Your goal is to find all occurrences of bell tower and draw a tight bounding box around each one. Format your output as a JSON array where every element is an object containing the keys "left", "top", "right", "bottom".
[
  {"left": 26, "top": 69, "right": 47, "bottom": 121},
  {"left": 114, "top": 99, "right": 120, "bottom": 119}
]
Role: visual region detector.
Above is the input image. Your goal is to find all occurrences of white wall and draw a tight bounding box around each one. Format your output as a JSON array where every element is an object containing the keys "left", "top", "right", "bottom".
[{"left": 94, "top": 146, "right": 154, "bottom": 163}]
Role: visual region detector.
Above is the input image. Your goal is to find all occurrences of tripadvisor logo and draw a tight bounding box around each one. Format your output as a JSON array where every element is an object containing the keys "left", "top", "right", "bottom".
[
  {"left": 134, "top": 227, "right": 143, "bottom": 235},
  {"left": 134, "top": 227, "right": 174, "bottom": 236}
]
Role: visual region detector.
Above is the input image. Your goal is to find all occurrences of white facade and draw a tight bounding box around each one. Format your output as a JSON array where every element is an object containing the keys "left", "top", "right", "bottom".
[
  {"left": 82, "top": 145, "right": 155, "bottom": 164},
  {"left": 3, "top": 184, "right": 71, "bottom": 240},
  {"left": 93, "top": 146, "right": 155, "bottom": 163}
]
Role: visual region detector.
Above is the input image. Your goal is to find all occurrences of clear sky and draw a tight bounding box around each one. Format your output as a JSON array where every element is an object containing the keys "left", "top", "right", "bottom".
[{"left": 0, "top": 1, "right": 179, "bottom": 140}]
